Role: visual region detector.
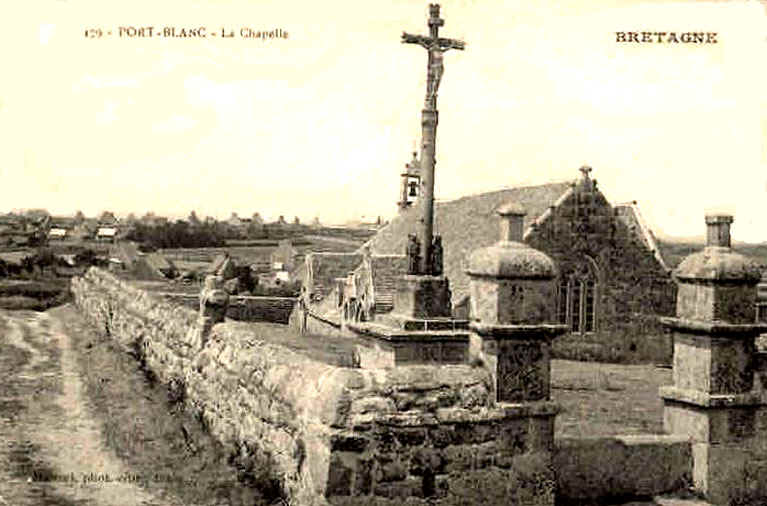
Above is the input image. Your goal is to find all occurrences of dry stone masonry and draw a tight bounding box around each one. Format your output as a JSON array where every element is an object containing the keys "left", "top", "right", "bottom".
[{"left": 71, "top": 266, "right": 561, "bottom": 505}]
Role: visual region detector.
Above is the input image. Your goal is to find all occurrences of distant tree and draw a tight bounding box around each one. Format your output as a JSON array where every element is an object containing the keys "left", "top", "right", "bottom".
[
  {"left": 188, "top": 211, "right": 201, "bottom": 226},
  {"left": 74, "top": 210, "right": 86, "bottom": 224},
  {"left": 24, "top": 209, "right": 50, "bottom": 220},
  {"left": 126, "top": 220, "right": 225, "bottom": 249}
]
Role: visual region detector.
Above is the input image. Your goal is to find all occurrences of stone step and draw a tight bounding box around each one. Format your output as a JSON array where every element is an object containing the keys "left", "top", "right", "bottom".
[{"left": 600, "top": 496, "right": 714, "bottom": 506}]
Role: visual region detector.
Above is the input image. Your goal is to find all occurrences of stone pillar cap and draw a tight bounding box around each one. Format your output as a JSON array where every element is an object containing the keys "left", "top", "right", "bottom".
[
  {"left": 674, "top": 249, "right": 762, "bottom": 282},
  {"left": 705, "top": 214, "right": 733, "bottom": 224},
  {"left": 497, "top": 202, "right": 527, "bottom": 217},
  {"left": 466, "top": 243, "right": 557, "bottom": 279},
  {"left": 675, "top": 213, "right": 760, "bottom": 283}
]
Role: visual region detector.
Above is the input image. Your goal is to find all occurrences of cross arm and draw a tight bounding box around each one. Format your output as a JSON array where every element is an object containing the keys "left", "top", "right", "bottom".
[
  {"left": 437, "top": 37, "right": 465, "bottom": 51},
  {"left": 401, "top": 32, "right": 432, "bottom": 49}
]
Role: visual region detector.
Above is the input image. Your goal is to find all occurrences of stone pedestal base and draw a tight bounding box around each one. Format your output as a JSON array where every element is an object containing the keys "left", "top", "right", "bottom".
[
  {"left": 470, "top": 322, "right": 568, "bottom": 403},
  {"left": 392, "top": 275, "right": 452, "bottom": 319},
  {"left": 662, "top": 390, "right": 767, "bottom": 505},
  {"left": 659, "top": 317, "right": 767, "bottom": 504},
  {"left": 347, "top": 320, "right": 468, "bottom": 369}
]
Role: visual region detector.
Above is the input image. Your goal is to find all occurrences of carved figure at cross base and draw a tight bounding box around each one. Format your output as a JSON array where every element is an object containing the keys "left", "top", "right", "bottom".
[
  {"left": 431, "top": 235, "right": 443, "bottom": 276},
  {"left": 407, "top": 233, "right": 421, "bottom": 274}
]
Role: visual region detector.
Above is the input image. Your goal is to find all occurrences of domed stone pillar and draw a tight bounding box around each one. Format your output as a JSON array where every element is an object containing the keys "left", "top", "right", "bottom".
[
  {"left": 660, "top": 213, "right": 765, "bottom": 504},
  {"left": 466, "top": 202, "right": 568, "bottom": 403}
]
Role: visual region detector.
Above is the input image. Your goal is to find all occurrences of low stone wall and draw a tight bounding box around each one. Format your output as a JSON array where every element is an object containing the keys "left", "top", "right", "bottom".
[
  {"left": 156, "top": 291, "right": 296, "bottom": 324},
  {"left": 71, "top": 268, "right": 559, "bottom": 505}
]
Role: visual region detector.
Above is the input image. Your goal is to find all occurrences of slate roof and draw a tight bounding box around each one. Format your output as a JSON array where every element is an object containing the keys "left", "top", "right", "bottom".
[
  {"left": 206, "top": 253, "right": 229, "bottom": 274},
  {"left": 110, "top": 242, "right": 140, "bottom": 265},
  {"left": 614, "top": 202, "right": 669, "bottom": 271},
  {"left": 306, "top": 252, "right": 363, "bottom": 301},
  {"left": 365, "top": 183, "right": 572, "bottom": 305},
  {"left": 50, "top": 217, "right": 76, "bottom": 228}
]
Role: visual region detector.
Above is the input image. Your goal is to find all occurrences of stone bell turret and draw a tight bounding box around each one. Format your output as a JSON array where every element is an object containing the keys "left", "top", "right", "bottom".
[{"left": 398, "top": 151, "right": 421, "bottom": 211}]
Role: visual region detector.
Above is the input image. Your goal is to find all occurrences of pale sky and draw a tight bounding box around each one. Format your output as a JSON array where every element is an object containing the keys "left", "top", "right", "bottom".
[{"left": 1, "top": 0, "right": 765, "bottom": 241}]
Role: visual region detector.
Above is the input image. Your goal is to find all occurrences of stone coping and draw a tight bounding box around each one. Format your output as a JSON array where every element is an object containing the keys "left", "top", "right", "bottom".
[
  {"left": 556, "top": 433, "right": 691, "bottom": 446},
  {"left": 380, "top": 313, "right": 470, "bottom": 332},
  {"left": 660, "top": 385, "right": 767, "bottom": 408},
  {"left": 469, "top": 322, "right": 570, "bottom": 339},
  {"left": 398, "top": 273, "right": 448, "bottom": 282},
  {"left": 155, "top": 291, "right": 297, "bottom": 301},
  {"left": 347, "top": 321, "right": 469, "bottom": 343},
  {"left": 369, "top": 402, "right": 561, "bottom": 427},
  {"left": 659, "top": 317, "right": 767, "bottom": 337}
]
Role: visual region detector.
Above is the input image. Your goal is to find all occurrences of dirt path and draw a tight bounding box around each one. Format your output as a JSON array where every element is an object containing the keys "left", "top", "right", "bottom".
[{"left": 0, "top": 309, "right": 185, "bottom": 506}]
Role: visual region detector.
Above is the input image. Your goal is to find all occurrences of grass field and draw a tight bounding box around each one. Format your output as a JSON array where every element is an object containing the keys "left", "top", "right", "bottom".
[
  {"left": 0, "top": 279, "right": 71, "bottom": 311},
  {"left": 552, "top": 360, "right": 672, "bottom": 438}
]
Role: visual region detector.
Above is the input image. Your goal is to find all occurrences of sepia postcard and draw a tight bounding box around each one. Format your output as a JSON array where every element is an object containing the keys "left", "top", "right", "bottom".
[{"left": 0, "top": 1, "right": 765, "bottom": 505}]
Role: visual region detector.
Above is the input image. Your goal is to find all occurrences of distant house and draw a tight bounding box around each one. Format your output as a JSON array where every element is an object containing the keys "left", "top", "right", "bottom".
[
  {"left": 107, "top": 242, "right": 176, "bottom": 280},
  {"left": 228, "top": 213, "right": 243, "bottom": 228},
  {"left": 132, "top": 252, "right": 177, "bottom": 280},
  {"left": 344, "top": 216, "right": 386, "bottom": 230},
  {"left": 206, "top": 252, "right": 237, "bottom": 279},
  {"left": 99, "top": 212, "right": 119, "bottom": 226},
  {"left": 72, "top": 222, "right": 95, "bottom": 241},
  {"left": 248, "top": 214, "right": 265, "bottom": 237},
  {"left": 109, "top": 242, "right": 141, "bottom": 269},
  {"left": 270, "top": 240, "right": 298, "bottom": 272},
  {"left": 96, "top": 227, "right": 118, "bottom": 243},
  {"left": 48, "top": 228, "right": 68, "bottom": 240},
  {"left": 141, "top": 213, "right": 158, "bottom": 227},
  {"left": 144, "top": 252, "right": 176, "bottom": 278},
  {"left": 48, "top": 216, "right": 77, "bottom": 241},
  {"left": 258, "top": 270, "right": 291, "bottom": 288}
]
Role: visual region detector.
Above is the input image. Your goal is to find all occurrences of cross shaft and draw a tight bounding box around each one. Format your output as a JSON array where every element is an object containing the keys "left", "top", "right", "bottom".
[{"left": 400, "top": 3, "right": 465, "bottom": 276}]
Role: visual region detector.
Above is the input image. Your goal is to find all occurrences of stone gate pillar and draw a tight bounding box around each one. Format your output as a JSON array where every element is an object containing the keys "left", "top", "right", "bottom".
[
  {"left": 193, "top": 275, "right": 229, "bottom": 346},
  {"left": 466, "top": 202, "right": 568, "bottom": 403},
  {"left": 465, "top": 202, "right": 568, "bottom": 505},
  {"left": 660, "top": 213, "right": 765, "bottom": 504}
]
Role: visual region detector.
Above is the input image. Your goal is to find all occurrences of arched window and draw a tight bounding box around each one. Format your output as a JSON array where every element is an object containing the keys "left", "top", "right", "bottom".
[{"left": 557, "top": 258, "right": 598, "bottom": 334}]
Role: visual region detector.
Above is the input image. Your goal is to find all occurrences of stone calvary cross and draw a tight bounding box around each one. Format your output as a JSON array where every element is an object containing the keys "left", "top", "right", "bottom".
[{"left": 402, "top": 4, "right": 465, "bottom": 275}]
